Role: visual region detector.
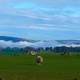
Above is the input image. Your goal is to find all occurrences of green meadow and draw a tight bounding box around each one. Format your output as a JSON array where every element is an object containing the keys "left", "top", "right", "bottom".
[{"left": 0, "top": 54, "right": 80, "bottom": 80}]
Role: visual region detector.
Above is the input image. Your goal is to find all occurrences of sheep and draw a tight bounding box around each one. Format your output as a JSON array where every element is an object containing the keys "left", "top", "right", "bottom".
[
  {"left": 36, "top": 55, "right": 43, "bottom": 65},
  {"left": 31, "top": 51, "right": 36, "bottom": 56}
]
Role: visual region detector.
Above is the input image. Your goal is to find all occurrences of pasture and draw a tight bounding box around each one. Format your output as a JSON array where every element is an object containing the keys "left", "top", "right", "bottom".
[{"left": 0, "top": 54, "right": 79, "bottom": 80}]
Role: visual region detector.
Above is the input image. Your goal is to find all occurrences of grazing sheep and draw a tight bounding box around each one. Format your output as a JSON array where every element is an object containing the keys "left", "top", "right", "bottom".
[
  {"left": 31, "top": 51, "right": 36, "bottom": 56},
  {"left": 36, "top": 55, "right": 43, "bottom": 64}
]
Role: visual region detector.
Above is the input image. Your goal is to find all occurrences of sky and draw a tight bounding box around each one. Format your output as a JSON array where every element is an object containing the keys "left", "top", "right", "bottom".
[{"left": 0, "top": 0, "right": 80, "bottom": 40}]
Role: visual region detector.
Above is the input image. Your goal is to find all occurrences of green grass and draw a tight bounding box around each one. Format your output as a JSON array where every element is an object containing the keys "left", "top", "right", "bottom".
[{"left": 0, "top": 54, "right": 80, "bottom": 80}]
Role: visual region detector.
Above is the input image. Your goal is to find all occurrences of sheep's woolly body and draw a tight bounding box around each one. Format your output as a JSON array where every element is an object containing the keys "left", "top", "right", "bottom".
[{"left": 36, "top": 56, "right": 43, "bottom": 64}]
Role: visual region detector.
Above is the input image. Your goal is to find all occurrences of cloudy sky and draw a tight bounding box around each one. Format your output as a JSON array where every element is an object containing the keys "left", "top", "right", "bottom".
[{"left": 0, "top": 0, "right": 80, "bottom": 40}]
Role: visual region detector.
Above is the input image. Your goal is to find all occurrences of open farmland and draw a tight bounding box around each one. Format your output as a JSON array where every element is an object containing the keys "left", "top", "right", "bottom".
[{"left": 0, "top": 54, "right": 79, "bottom": 80}]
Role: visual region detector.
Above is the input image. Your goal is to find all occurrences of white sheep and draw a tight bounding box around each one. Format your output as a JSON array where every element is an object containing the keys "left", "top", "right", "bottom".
[{"left": 36, "top": 55, "right": 43, "bottom": 64}]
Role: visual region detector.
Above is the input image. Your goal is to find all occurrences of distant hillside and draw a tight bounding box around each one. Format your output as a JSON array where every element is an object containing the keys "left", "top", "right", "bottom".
[
  {"left": 0, "top": 36, "right": 37, "bottom": 43},
  {"left": 0, "top": 36, "right": 80, "bottom": 48},
  {"left": 57, "top": 40, "right": 80, "bottom": 45}
]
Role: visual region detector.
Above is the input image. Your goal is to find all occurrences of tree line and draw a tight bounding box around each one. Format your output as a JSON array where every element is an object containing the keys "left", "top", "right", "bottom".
[{"left": 0, "top": 46, "right": 80, "bottom": 52}]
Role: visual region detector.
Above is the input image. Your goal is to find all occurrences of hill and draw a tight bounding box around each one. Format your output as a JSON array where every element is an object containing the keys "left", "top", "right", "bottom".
[{"left": 0, "top": 36, "right": 80, "bottom": 48}]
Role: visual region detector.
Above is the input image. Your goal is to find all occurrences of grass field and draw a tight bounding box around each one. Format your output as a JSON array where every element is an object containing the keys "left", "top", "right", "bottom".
[{"left": 0, "top": 54, "right": 80, "bottom": 80}]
